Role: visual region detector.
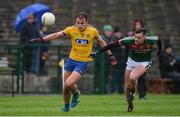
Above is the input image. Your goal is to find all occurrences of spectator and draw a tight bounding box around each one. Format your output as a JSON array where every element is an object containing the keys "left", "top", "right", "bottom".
[
  {"left": 94, "top": 24, "right": 115, "bottom": 93},
  {"left": 20, "top": 14, "right": 41, "bottom": 74},
  {"left": 137, "top": 72, "right": 147, "bottom": 99},
  {"left": 109, "top": 27, "right": 127, "bottom": 94},
  {"left": 159, "top": 44, "right": 180, "bottom": 80},
  {"left": 159, "top": 44, "right": 180, "bottom": 93},
  {"left": 39, "top": 25, "right": 49, "bottom": 75},
  {"left": 175, "top": 56, "right": 180, "bottom": 73}
]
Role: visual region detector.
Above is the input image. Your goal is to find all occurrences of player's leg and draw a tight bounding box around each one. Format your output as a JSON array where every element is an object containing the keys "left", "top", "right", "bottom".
[
  {"left": 130, "top": 66, "right": 147, "bottom": 81},
  {"left": 128, "top": 66, "right": 147, "bottom": 101},
  {"left": 124, "top": 69, "right": 131, "bottom": 98},
  {"left": 64, "top": 71, "right": 81, "bottom": 92},
  {"left": 70, "top": 61, "right": 89, "bottom": 108},
  {"left": 124, "top": 57, "right": 137, "bottom": 112},
  {"left": 69, "top": 84, "right": 81, "bottom": 108},
  {"left": 64, "top": 71, "right": 81, "bottom": 108},
  {"left": 128, "top": 66, "right": 147, "bottom": 100},
  {"left": 62, "top": 70, "right": 72, "bottom": 112},
  {"left": 125, "top": 58, "right": 135, "bottom": 101},
  {"left": 124, "top": 69, "right": 134, "bottom": 112},
  {"left": 62, "top": 58, "right": 75, "bottom": 112},
  {"left": 126, "top": 66, "right": 147, "bottom": 112}
]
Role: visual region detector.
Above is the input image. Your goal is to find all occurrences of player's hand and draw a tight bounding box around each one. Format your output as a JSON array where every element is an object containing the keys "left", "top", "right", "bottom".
[
  {"left": 109, "top": 55, "right": 117, "bottom": 66},
  {"left": 127, "top": 31, "right": 133, "bottom": 36},
  {"left": 30, "top": 38, "right": 44, "bottom": 42},
  {"left": 42, "top": 52, "right": 49, "bottom": 60},
  {"left": 89, "top": 50, "right": 99, "bottom": 58}
]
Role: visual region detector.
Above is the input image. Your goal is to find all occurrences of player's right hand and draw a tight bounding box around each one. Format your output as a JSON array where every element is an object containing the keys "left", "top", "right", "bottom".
[
  {"left": 30, "top": 38, "right": 44, "bottom": 42},
  {"left": 42, "top": 52, "right": 49, "bottom": 60},
  {"left": 109, "top": 55, "right": 118, "bottom": 66},
  {"left": 89, "top": 50, "right": 99, "bottom": 58}
]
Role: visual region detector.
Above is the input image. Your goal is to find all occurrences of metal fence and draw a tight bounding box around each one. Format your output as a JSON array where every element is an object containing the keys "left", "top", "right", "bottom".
[
  {"left": 0, "top": 43, "right": 101, "bottom": 94},
  {"left": 0, "top": 43, "right": 164, "bottom": 95}
]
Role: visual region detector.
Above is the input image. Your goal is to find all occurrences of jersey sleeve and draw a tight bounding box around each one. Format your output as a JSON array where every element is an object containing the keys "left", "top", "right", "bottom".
[
  {"left": 121, "top": 37, "right": 134, "bottom": 46},
  {"left": 63, "top": 26, "right": 71, "bottom": 36},
  {"left": 146, "top": 36, "right": 159, "bottom": 45},
  {"left": 94, "top": 28, "right": 99, "bottom": 38}
]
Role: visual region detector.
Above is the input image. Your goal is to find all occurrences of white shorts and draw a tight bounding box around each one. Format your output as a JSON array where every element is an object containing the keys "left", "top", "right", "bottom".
[{"left": 126, "top": 57, "right": 152, "bottom": 71}]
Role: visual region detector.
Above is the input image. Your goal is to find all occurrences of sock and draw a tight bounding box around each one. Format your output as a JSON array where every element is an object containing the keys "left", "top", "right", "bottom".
[
  {"left": 64, "top": 103, "right": 70, "bottom": 109},
  {"left": 73, "top": 89, "right": 79, "bottom": 96}
]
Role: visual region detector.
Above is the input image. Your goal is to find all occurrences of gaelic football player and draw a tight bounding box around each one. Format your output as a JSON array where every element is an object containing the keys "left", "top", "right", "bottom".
[
  {"left": 31, "top": 11, "right": 117, "bottom": 112},
  {"left": 90, "top": 29, "right": 162, "bottom": 112}
]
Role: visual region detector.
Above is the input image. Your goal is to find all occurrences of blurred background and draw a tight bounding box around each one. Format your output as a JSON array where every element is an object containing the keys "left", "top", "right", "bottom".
[{"left": 0, "top": 0, "right": 180, "bottom": 96}]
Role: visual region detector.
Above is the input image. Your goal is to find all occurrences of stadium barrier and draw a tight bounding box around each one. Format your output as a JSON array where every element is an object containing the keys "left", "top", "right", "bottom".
[
  {"left": 0, "top": 43, "right": 168, "bottom": 95},
  {"left": 0, "top": 44, "right": 96, "bottom": 94}
]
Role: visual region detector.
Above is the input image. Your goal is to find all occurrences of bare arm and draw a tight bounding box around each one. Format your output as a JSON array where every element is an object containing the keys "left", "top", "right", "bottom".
[
  {"left": 96, "top": 36, "right": 121, "bottom": 54},
  {"left": 96, "top": 35, "right": 113, "bottom": 56},
  {"left": 42, "top": 31, "right": 65, "bottom": 42}
]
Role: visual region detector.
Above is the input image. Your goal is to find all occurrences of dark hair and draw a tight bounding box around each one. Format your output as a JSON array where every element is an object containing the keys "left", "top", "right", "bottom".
[
  {"left": 114, "top": 27, "right": 120, "bottom": 33},
  {"left": 134, "top": 27, "right": 146, "bottom": 34},
  {"left": 164, "top": 44, "right": 173, "bottom": 50},
  {"left": 133, "top": 19, "right": 144, "bottom": 31},
  {"left": 76, "top": 11, "right": 88, "bottom": 21},
  {"left": 27, "top": 13, "right": 36, "bottom": 18}
]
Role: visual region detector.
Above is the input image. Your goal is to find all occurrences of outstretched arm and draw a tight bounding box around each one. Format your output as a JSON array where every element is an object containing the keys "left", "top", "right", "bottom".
[
  {"left": 90, "top": 38, "right": 120, "bottom": 57},
  {"left": 95, "top": 35, "right": 118, "bottom": 65},
  {"left": 146, "top": 36, "right": 162, "bottom": 56},
  {"left": 92, "top": 36, "right": 121, "bottom": 57},
  {"left": 43, "top": 31, "right": 65, "bottom": 41},
  {"left": 98, "top": 40, "right": 121, "bottom": 53},
  {"left": 31, "top": 31, "right": 65, "bottom": 42},
  {"left": 96, "top": 35, "right": 115, "bottom": 56}
]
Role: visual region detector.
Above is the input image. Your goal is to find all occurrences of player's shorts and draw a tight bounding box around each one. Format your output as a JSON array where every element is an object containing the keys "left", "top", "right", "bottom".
[
  {"left": 64, "top": 58, "right": 89, "bottom": 75},
  {"left": 126, "top": 57, "right": 152, "bottom": 71}
]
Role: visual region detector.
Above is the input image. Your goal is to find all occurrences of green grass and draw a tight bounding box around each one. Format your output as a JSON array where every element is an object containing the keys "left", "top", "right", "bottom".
[{"left": 0, "top": 94, "right": 180, "bottom": 116}]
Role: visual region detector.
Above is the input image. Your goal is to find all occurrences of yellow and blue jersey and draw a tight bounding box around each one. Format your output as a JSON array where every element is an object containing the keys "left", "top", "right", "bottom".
[{"left": 63, "top": 25, "right": 99, "bottom": 62}]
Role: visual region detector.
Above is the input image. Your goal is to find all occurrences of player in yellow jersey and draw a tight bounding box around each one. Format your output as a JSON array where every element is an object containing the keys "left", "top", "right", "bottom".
[{"left": 31, "top": 11, "right": 117, "bottom": 112}]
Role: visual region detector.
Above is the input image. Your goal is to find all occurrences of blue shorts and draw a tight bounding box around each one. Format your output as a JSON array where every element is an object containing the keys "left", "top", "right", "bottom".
[{"left": 64, "top": 58, "right": 89, "bottom": 75}]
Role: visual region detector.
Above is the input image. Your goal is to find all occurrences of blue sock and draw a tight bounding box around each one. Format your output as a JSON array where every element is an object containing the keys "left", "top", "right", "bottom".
[{"left": 64, "top": 104, "right": 70, "bottom": 109}]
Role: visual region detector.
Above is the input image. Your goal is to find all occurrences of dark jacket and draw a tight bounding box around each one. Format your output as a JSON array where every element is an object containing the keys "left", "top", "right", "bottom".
[
  {"left": 20, "top": 22, "right": 40, "bottom": 43},
  {"left": 159, "top": 52, "right": 176, "bottom": 77}
]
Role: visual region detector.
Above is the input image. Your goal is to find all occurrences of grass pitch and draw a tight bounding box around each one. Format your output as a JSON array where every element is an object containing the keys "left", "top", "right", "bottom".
[{"left": 0, "top": 94, "right": 180, "bottom": 116}]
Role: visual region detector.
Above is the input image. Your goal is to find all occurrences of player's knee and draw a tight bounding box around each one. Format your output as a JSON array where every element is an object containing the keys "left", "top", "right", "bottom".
[
  {"left": 126, "top": 83, "right": 131, "bottom": 89},
  {"left": 129, "top": 75, "right": 136, "bottom": 80},
  {"left": 64, "top": 81, "right": 72, "bottom": 89}
]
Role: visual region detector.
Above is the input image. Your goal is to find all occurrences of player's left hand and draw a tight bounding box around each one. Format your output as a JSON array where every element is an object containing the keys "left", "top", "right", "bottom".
[
  {"left": 42, "top": 52, "right": 49, "bottom": 60},
  {"left": 89, "top": 50, "right": 99, "bottom": 58},
  {"left": 30, "top": 38, "right": 44, "bottom": 42},
  {"left": 109, "top": 55, "right": 118, "bottom": 66}
]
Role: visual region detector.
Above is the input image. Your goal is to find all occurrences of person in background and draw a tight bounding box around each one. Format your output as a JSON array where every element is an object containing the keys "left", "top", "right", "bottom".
[
  {"left": 137, "top": 72, "right": 147, "bottom": 99},
  {"left": 94, "top": 24, "right": 116, "bottom": 93},
  {"left": 39, "top": 25, "right": 49, "bottom": 75},
  {"left": 159, "top": 44, "right": 180, "bottom": 93},
  {"left": 20, "top": 14, "right": 40, "bottom": 74},
  {"left": 109, "top": 27, "right": 126, "bottom": 94},
  {"left": 101, "top": 25, "right": 116, "bottom": 93}
]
